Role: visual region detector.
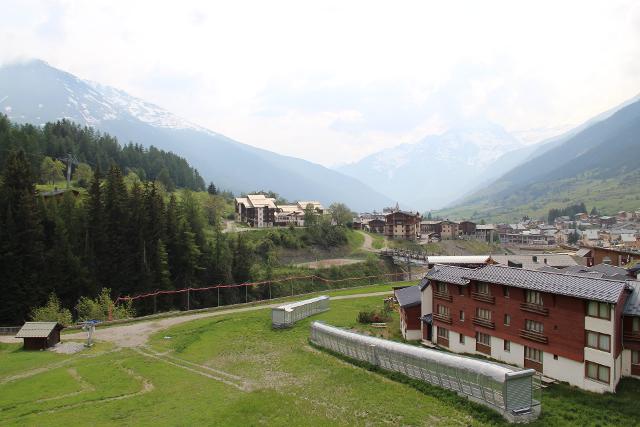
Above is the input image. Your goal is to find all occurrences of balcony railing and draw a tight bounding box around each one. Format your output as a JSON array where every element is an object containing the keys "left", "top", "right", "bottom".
[
  {"left": 433, "top": 291, "right": 453, "bottom": 302},
  {"left": 520, "top": 302, "right": 549, "bottom": 316},
  {"left": 476, "top": 342, "right": 491, "bottom": 355},
  {"left": 437, "top": 336, "right": 449, "bottom": 347},
  {"left": 471, "top": 292, "right": 495, "bottom": 304},
  {"left": 472, "top": 317, "right": 495, "bottom": 329},
  {"left": 623, "top": 332, "right": 640, "bottom": 342},
  {"left": 519, "top": 329, "right": 548, "bottom": 344},
  {"left": 433, "top": 313, "right": 452, "bottom": 324}
]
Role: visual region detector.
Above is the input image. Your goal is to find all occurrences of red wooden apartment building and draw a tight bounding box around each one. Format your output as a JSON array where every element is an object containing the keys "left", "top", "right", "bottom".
[{"left": 420, "top": 264, "right": 639, "bottom": 393}]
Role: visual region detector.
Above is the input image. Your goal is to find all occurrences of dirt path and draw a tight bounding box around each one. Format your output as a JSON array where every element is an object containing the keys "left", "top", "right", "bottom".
[
  {"left": 59, "top": 291, "right": 392, "bottom": 348},
  {"left": 357, "top": 230, "right": 386, "bottom": 252}
]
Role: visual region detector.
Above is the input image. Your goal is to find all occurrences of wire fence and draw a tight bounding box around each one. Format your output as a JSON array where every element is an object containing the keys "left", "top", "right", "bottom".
[
  {"left": 310, "top": 322, "right": 541, "bottom": 422},
  {"left": 113, "top": 271, "right": 419, "bottom": 317}
]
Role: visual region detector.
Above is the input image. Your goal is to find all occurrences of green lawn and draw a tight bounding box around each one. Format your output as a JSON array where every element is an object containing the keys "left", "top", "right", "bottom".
[{"left": 2, "top": 294, "right": 640, "bottom": 426}]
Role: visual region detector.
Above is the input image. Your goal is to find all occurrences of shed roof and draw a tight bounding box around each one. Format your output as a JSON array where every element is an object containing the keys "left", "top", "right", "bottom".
[
  {"left": 394, "top": 285, "right": 421, "bottom": 308},
  {"left": 576, "top": 248, "right": 592, "bottom": 257},
  {"left": 15, "top": 322, "right": 62, "bottom": 338},
  {"left": 425, "top": 264, "right": 472, "bottom": 285},
  {"left": 427, "top": 255, "right": 492, "bottom": 265}
]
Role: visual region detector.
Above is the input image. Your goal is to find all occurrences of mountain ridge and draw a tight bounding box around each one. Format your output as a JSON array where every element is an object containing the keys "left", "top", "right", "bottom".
[{"left": 0, "top": 59, "right": 394, "bottom": 211}]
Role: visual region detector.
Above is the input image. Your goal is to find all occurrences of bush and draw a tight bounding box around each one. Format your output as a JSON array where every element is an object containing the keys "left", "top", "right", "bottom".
[
  {"left": 75, "top": 288, "right": 135, "bottom": 321},
  {"left": 357, "top": 309, "right": 391, "bottom": 324},
  {"left": 30, "top": 293, "right": 73, "bottom": 326}
]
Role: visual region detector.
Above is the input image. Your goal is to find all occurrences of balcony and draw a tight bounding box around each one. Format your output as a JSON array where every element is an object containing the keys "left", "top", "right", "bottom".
[
  {"left": 476, "top": 342, "right": 491, "bottom": 355},
  {"left": 471, "top": 292, "right": 495, "bottom": 304},
  {"left": 472, "top": 317, "right": 495, "bottom": 329},
  {"left": 623, "top": 332, "right": 640, "bottom": 342},
  {"left": 520, "top": 302, "right": 549, "bottom": 316},
  {"left": 437, "top": 337, "right": 449, "bottom": 348},
  {"left": 519, "top": 329, "right": 548, "bottom": 344},
  {"left": 433, "top": 291, "right": 453, "bottom": 302},
  {"left": 433, "top": 313, "right": 452, "bottom": 324}
]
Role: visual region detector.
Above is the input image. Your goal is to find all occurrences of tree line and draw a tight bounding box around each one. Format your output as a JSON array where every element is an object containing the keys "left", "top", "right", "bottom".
[{"left": 0, "top": 115, "right": 205, "bottom": 191}]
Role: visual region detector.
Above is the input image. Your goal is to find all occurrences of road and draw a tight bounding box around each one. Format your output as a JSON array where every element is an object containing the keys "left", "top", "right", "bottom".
[{"left": 46, "top": 291, "right": 393, "bottom": 348}]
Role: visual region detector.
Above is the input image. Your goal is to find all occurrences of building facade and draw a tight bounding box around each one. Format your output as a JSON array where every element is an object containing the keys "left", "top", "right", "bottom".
[
  {"left": 422, "top": 264, "right": 634, "bottom": 393},
  {"left": 384, "top": 211, "right": 421, "bottom": 240},
  {"left": 235, "top": 194, "right": 278, "bottom": 227}
]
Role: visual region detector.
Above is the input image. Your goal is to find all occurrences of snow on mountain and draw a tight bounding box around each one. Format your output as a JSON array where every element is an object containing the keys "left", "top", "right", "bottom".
[{"left": 0, "top": 59, "right": 394, "bottom": 211}]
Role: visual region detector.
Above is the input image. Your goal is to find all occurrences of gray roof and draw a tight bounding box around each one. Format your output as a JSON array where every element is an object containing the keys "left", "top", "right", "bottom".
[
  {"left": 15, "top": 322, "right": 62, "bottom": 338},
  {"left": 425, "top": 264, "right": 472, "bottom": 285},
  {"left": 491, "top": 254, "right": 577, "bottom": 270},
  {"left": 464, "top": 265, "right": 627, "bottom": 303},
  {"left": 394, "top": 285, "right": 421, "bottom": 308},
  {"left": 590, "top": 263, "right": 629, "bottom": 277},
  {"left": 576, "top": 248, "right": 592, "bottom": 257},
  {"left": 624, "top": 282, "right": 640, "bottom": 316}
]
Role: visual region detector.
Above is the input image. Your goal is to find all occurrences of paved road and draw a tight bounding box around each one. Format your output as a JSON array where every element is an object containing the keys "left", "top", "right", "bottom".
[{"left": 53, "top": 291, "right": 393, "bottom": 348}]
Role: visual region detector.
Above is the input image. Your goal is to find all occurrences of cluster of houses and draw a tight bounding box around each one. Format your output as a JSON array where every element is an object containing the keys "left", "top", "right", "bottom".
[
  {"left": 353, "top": 208, "right": 640, "bottom": 249},
  {"left": 393, "top": 246, "right": 640, "bottom": 394},
  {"left": 234, "top": 194, "right": 325, "bottom": 227}
]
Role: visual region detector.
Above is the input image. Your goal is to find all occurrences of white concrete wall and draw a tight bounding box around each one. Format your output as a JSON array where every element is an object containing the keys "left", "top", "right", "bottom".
[
  {"left": 621, "top": 349, "right": 631, "bottom": 376},
  {"left": 449, "top": 331, "right": 476, "bottom": 354},
  {"left": 404, "top": 329, "right": 422, "bottom": 341},
  {"left": 585, "top": 315, "right": 615, "bottom": 335},
  {"left": 421, "top": 287, "right": 433, "bottom": 317},
  {"left": 490, "top": 337, "right": 525, "bottom": 367}
]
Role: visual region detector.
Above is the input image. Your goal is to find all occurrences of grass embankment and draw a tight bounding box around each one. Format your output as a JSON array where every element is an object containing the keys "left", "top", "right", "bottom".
[{"left": 3, "top": 291, "right": 640, "bottom": 426}]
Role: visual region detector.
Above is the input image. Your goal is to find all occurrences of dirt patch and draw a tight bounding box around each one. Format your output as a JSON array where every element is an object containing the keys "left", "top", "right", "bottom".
[
  {"left": 296, "top": 258, "right": 365, "bottom": 269},
  {"left": 50, "top": 342, "right": 86, "bottom": 354}
]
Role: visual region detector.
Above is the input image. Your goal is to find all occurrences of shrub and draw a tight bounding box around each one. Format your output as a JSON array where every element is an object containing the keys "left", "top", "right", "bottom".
[
  {"left": 75, "top": 288, "right": 135, "bottom": 321},
  {"left": 30, "top": 293, "right": 73, "bottom": 326},
  {"left": 357, "top": 309, "right": 391, "bottom": 324}
]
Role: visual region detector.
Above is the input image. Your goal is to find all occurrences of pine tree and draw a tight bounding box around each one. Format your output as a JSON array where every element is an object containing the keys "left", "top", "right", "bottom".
[
  {"left": 207, "top": 182, "right": 217, "bottom": 195},
  {"left": 103, "top": 166, "right": 131, "bottom": 296},
  {"left": 232, "top": 233, "right": 252, "bottom": 284},
  {"left": 86, "top": 166, "right": 107, "bottom": 290},
  {"left": 0, "top": 151, "right": 45, "bottom": 322}
]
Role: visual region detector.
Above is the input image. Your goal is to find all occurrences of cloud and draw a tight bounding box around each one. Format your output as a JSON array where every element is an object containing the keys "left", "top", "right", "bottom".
[{"left": 0, "top": 0, "right": 639, "bottom": 166}]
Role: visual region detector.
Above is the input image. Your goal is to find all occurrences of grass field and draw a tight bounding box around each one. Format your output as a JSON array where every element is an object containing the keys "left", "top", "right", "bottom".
[{"left": 2, "top": 290, "right": 640, "bottom": 426}]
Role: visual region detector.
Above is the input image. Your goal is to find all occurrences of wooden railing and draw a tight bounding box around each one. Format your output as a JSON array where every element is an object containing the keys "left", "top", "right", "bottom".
[
  {"left": 437, "top": 336, "right": 449, "bottom": 347},
  {"left": 520, "top": 302, "right": 549, "bottom": 316},
  {"left": 476, "top": 342, "right": 491, "bottom": 355},
  {"left": 433, "top": 313, "right": 452, "bottom": 324},
  {"left": 433, "top": 291, "right": 453, "bottom": 302},
  {"left": 519, "top": 329, "right": 548, "bottom": 344},
  {"left": 623, "top": 332, "right": 640, "bottom": 342},
  {"left": 471, "top": 292, "right": 495, "bottom": 304},
  {"left": 524, "top": 358, "right": 543, "bottom": 372},
  {"left": 472, "top": 317, "right": 495, "bottom": 329}
]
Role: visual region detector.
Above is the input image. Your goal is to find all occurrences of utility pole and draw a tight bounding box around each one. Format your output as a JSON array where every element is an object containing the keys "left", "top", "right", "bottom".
[{"left": 57, "top": 153, "right": 79, "bottom": 189}]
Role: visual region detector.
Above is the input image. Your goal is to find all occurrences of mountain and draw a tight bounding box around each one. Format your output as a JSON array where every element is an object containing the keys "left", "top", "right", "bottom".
[
  {"left": 440, "top": 93, "right": 640, "bottom": 222},
  {"left": 337, "top": 122, "right": 525, "bottom": 211},
  {"left": 0, "top": 60, "right": 393, "bottom": 211}
]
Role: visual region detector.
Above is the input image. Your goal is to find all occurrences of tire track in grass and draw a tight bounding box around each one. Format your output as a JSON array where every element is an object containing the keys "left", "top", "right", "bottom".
[{"left": 134, "top": 347, "right": 252, "bottom": 391}]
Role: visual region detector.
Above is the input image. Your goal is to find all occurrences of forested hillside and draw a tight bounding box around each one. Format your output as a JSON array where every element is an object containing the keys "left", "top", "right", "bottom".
[{"left": 0, "top": 115, "right": 205, "bottom": 191}]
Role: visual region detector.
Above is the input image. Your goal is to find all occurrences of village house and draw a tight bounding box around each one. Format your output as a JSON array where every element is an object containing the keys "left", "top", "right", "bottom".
[
  {"left": 421, "top": 263, "right": 636, "bottom": 393},
  {"left": 384, "top": 210, "right": 421, "bottom": 240},
  {"left": 367, "top": 218, "right": 386, "bottom": 234},
  {"left": 235, "top": 194, "right": 278, "bottom": 227},
  {"left": 458, "top": 221, "right": 476, "bottom": 236},
  {"left": 577, "top": 246, "right": 640, "bottom": 267},
  {"left": 439, "top": 220, "right": 459, "bottom": 240},
  {"left": 274, "top": 204, "right": 305, "bottom": 227},
  {"left": 394, "top": 285, "right": 422, "bottom": 340}
]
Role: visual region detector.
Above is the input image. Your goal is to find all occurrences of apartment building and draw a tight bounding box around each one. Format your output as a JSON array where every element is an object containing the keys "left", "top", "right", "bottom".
[
  {"left": 234, "top": 194, "right": 278, "bottom": 227},
  {"left": 421, "top": 264, "right": 636, "bottom": 393},
  {"left": 384, "top": 210, "right": 421, "bottom": 240}
]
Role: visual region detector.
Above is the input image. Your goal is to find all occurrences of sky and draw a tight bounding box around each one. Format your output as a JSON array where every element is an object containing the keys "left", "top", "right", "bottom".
[{"left": 1, "top": 0, "right": 640, "bottom": 166}]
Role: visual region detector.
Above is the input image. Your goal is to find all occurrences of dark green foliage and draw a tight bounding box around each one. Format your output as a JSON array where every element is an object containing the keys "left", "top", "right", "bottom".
[
  {"left": 0, "top": 115, "right": 205, "bottom": 191},
  {"left": 548, "top": 202, "right": 587, "bottom": 224}
]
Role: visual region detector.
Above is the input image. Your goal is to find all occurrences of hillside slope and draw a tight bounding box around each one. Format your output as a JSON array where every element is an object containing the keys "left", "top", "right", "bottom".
[
  {"left": 0, "top": 60, "right": 393, "bottom": 211},
  {"left": 439, "top": 96, "right": 640, "bottom": 221}
]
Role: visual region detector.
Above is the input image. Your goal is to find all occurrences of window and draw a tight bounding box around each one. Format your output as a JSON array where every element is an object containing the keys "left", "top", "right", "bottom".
[
  {"left": 586, "top": 301, "right": 610, "bottom": 320},
  {"left": 458, "top": 286, "right": 464, "bottom": 296},
  {"left": 476, "top": 332, "right": 491, "bottom": 346},
  {"left": 632, "top": 351, "right": 640, "bottom": 365},
  {"left": 585, "top": 361, "right": 610, "bottom": 384},
  {"left": 504, "top": 314, "right": 511, "bottom": 326},
  {"left": 437, "top": 327, "right": 449, "bottom": 339},
  {"left": 525, "top": 319, "right": 544, "bottom": 334},
  {"left": 459, "top": 334, "right": 465, "bottom": 344},
  {"left": 586, "top": 331, "right": 611, "bottom": 352},
  {"left": 477, "top": 282, "right": 490, "bottom": 295},
  {"left": 459, "top": 310, "right": 465, "bottom": 322},
  {"left": 437, "top": 305, "right": 450, "bottom": 317},
  {"left": 525, "top": 346, "right": 542, "bottom": 363},
  {"left": 503, "top": 286, "right": 510, "bottom": 298},
  {"left": 476, "top": 307, "right": 492, "bottom": 320},
  {"left": 504, "top": 340, "right": 511, "bottom": 352},
  {"left": 525, "top": 290, "right": 543, "bottom": 306},
  {"left": 436, "top": 282, "right": 448, "bottom": 295},
  {"left": 633, "top": 317, "right": 640, "bottom": 332}
]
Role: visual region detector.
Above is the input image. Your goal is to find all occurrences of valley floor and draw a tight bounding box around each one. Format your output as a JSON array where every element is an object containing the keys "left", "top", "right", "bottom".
[{"left": 2, "top": 284, "right": 640, "bottom": 426}]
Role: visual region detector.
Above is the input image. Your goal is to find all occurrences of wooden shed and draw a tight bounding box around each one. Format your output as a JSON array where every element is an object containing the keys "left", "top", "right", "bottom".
[{"left": 15, "top": 322, "right": 64, "bottom": 350}]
